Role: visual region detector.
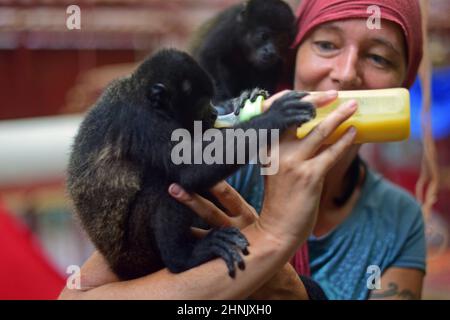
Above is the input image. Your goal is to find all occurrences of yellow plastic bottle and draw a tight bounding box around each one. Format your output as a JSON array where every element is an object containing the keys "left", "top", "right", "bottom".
[
  {"left": 296, "top": 88, "right": 410, "bottom": 144},
  {"left": 215, "top": 88, "right": 410, "bottom": 144}
]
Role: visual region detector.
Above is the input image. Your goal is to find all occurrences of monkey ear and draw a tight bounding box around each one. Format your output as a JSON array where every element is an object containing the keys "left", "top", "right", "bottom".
[{"left": 148, "top": 83, "right": 169, "bottom": 108}]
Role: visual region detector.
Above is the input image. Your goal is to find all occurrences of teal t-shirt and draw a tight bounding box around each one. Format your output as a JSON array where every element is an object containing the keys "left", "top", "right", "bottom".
[{"left": 227, "top": 164, "right": 427, "bottom": 300}]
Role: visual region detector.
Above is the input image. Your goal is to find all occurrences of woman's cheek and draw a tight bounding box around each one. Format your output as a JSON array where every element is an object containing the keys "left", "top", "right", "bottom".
[
  {"left": 360, "top": 68, "right": 404, "bottom": 89},
  {"left": 294, "top": 47, "right": 331, "bottom": 91}
]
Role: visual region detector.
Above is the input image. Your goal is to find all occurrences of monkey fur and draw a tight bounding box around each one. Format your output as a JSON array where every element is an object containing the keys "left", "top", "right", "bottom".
[
  {"left": 67, "top": 49, "right": 315, "bottom": 280},
  {"left": 190, "top": 0, "right": 296, "bottom": 103}
]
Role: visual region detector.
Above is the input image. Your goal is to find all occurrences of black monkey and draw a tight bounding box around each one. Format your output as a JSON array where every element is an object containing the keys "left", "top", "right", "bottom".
[
  {"left": 190, "top": 0, "right": 295, "bottom": 103},
  {"left": 67, "top": 49, "right": 315, "bottom": 280}
]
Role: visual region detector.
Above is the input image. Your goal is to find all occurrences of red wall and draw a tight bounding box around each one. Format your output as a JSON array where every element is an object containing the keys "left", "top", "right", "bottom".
[{"left": 0, "top": 49, "right": 135, "bottom": 120}]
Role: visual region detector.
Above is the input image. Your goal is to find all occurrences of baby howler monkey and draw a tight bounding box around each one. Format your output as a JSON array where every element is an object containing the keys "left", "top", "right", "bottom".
[
  {"left": 190, "top": 0, "right": 296, "bottom": 104},
  {"left": 67, "top": 49, "right": 314, "bottom": 280}
]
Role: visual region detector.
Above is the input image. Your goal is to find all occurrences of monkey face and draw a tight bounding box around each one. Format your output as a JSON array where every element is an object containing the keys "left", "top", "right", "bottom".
[
  {"left": 174, "top": 71, "right": 217, "bottom": 130},
  {"left": 238, "top": 0, "right": 295, "bottom": 69},
  {"left": 243, "top": 28, "right": 284, "bottom": 70},
  {"left": 139, "top": 49, "right": 216, "bottom": 130},
  {"left": 176, "top": 80, "right": 217, "bottom": 130},
  {"left": 193, "top": 99, "right": 218, "bottom": 130}
]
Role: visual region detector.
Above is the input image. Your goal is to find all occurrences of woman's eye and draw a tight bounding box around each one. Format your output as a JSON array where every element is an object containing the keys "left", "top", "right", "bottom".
[
  {"left": 313, "top": 41, "right": 337, "bottom": 52},
  {"left": 368, "top": 54, "right": 392, "bottom": 68}
]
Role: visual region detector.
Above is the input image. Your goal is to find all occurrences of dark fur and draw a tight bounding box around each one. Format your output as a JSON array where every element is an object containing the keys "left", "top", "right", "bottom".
[
  {"left": 67, "top": 49, "right": 315, "bottom": 280},
  {"left": 191, "top": 0, "right": 295, "bottom": 103}
]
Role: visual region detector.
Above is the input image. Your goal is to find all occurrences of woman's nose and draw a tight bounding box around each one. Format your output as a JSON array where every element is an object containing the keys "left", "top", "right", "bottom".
[{"left": 330, "top": 47, "right": 362, "bottom": 89}]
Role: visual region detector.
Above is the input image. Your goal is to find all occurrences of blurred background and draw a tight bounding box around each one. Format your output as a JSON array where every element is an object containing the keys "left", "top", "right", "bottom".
[{"left": 0, "top": 0, "right": 449, "bottom": 299}]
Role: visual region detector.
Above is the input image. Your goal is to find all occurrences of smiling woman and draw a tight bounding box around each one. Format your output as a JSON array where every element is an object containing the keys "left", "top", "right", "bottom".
[
  {"left": 293, "top": 0, "right": 423, "bottom": 89},
  {"left": 226, "top": 0, "right": 427, "bottom": 300}
]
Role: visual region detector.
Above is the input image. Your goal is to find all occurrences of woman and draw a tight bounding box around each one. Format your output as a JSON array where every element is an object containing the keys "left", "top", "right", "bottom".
[
  {"left": 227, "top": 0, "right": 426, "bottom": 299},
  {"left": 59, "top": 0, "right": 425, "bottom": 300}
]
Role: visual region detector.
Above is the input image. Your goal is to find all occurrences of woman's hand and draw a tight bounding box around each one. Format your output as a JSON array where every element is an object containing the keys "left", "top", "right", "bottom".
[
  {"left": 258, "top": 90, "right": 357, "bottom": 247},
  {"left": 177, "top": 89, "right": 356, "bottom": 250},
  {"left": 168, "top": 180, "right": 258, "bottom": 234},
  {"left": 169, "top": 179, "right": 309, "bottom": 300}
]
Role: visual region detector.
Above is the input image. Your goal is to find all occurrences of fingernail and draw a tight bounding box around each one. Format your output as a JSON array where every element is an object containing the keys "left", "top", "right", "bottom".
[
  {"left": 169, "top": 183, "right": 184, "bottom": 197},
  {"left": 348, "top": 126, "right": 357, "bottom": 136},
  {"left": 325, "top": 90, "right": 338, "bottom": 97},
  {"left": 345, "top": 99, "right": 357, "bottom": 110}
]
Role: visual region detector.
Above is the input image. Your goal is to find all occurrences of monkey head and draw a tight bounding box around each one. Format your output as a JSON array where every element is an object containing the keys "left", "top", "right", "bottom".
[
  {"left": 133, "top": 49, "right": 217, "bottom": 130},
  {"left": 237, "top": 0, "right": 295, "bottom": 70}
]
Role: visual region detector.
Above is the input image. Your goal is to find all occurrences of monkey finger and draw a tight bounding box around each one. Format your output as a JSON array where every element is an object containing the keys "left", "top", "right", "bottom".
[
  {"left": 168, "top": 183, "right": 232, "bottom": 227},
  {"left": 273, "top": 91, "right": 310, "bottom": 106},
  {"left": 262, "top": 90, "right": 290, "bottom": 111}
]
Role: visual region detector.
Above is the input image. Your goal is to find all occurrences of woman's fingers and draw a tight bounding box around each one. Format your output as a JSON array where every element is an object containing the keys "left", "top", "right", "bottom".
[
  {"left": 262, "top": 90, "right": 290, "bottom": 111},
  {"left": 168, "top": 183, "right": 231, "bottom": 227},
  {"left": 168, "top": 182, "right": 258, "bottom": 229},
  {"left": 190, "top": 227, "right": 210, "bottom": 239},
  {"left": 210, "top": 181, "right": 257, "bottom": 219},
  {"left": 307, "top": 126, "right": 357, "bottom": 174},
  {"left": 301, "top": 99, "right": 358, "bottom": 156},
  {"left": 302, "top": 90, "right": 338, "bottom": 108}
]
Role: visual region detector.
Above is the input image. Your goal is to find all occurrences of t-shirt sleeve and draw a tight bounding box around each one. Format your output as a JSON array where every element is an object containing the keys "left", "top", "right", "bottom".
[{"left": 390, "top": 204, "right": 427, "bottom": 273}]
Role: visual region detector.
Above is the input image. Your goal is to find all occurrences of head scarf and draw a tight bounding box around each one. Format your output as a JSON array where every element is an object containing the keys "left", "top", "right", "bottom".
[{"left": 292, "top": 0, "right": 423, "bottom": 88}]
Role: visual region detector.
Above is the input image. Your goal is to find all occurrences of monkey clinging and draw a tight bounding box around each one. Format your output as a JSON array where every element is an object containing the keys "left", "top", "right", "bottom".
[{"left": 67, "top": 49, "right": 315, "bottom": 280}]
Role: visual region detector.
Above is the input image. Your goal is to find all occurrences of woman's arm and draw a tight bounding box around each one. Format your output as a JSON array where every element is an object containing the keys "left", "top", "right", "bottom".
[
  {"left": 59, "top": 222, "right": 306, "bottom": 300},
  {"left": 369, "top": 267, "right": 424, "bottom": 300}
]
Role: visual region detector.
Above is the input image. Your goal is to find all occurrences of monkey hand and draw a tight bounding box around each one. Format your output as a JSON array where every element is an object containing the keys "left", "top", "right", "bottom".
[
  {"left": 247, "top": 87, "right": 270, "bottom": 103},
  {"left": 233, "top": 88, "right": 269, "bottom": 115},
  {"left": 262, "top": 90, "right": 316, "bottom": 130}
]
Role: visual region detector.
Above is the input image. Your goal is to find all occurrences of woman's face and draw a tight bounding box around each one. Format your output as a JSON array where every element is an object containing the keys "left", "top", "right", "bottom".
[{"left": 294, "top": 19, "right": 407, "bottom": 91}]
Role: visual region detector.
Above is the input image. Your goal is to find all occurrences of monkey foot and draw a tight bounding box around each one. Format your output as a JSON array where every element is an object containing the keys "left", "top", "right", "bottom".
[{"left": 196, "top": 227, "right": 249, "bottom": 278}]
